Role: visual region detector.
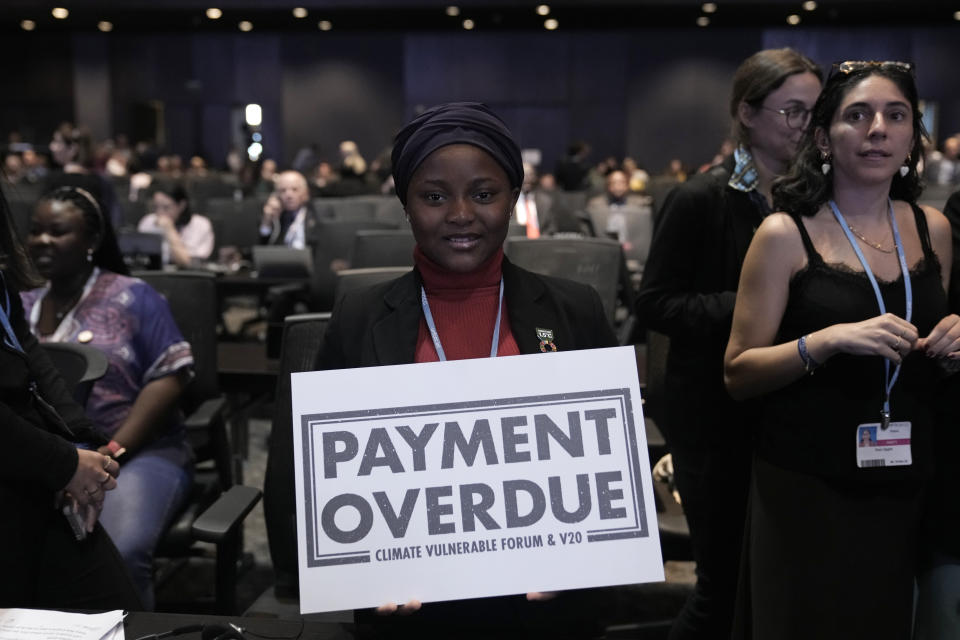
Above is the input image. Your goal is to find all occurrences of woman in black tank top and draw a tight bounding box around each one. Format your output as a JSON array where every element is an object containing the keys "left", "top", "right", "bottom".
[{"left": 723, "top": 62, "right": 960, "bottom": 639}]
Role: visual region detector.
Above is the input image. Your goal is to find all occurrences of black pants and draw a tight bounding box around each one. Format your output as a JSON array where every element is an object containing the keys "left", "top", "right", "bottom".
[
  {"left": 0, "top": 488, "right": 142, "bottom": 610},
  {"left": 668, "top": 444, "right": 751, "bottom": 640}
]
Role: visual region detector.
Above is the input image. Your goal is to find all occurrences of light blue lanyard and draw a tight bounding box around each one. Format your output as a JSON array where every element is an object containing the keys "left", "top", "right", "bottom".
[
  {"left": 420, "top": 278, "right": 504, "bottom": 361},
  {"left": 829, "top": 199, "right": 913, "bottom": 428},
  {"left": 0, "top": 272, "right": 26, "bottom": 355}
]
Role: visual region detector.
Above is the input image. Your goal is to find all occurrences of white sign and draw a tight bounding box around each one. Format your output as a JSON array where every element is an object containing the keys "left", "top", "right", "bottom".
[{"left": 292, "top": 346, "right": 663, "bottom": 613}]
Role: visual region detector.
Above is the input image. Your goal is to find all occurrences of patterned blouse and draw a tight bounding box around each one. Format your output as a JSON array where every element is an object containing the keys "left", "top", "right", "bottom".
[{"left": 21, "top": 268, "right": 194, "bottom": 440}]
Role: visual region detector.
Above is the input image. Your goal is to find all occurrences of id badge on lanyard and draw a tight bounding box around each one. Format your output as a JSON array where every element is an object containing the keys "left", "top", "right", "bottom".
[{"left": 829, "top": 200, "right": 913, "bottom": 468}]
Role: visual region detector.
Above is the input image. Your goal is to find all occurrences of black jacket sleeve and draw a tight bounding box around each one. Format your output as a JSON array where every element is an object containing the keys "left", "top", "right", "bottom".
[
  {"left": 636, "top": 174, "right": 737, "bottom": 340},
  {"left": 0, "top": 292, "right": 97, "bottom": 492}
]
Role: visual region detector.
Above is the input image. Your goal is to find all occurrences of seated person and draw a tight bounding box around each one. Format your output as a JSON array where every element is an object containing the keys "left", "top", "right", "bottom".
[
  {"left": 137, "top": 182, "right": 214, "bottom": 267},
  {"left": 259, "top": 170, "right": 315, "bottom": 249},
  {"left": 23, "top": 186, "right": 195, "bottom": 610},
  {"left": 513, "top": 162, "right": 579, "bottom": 236},
  {"left": 586, "top": 169, "right": 653, "bottom": 256},
  {"left": 316, "top": 102, "right": 615, "bottom": 639}
]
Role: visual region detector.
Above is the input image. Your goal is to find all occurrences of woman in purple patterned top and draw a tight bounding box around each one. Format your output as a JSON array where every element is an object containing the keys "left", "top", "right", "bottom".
[{"left": 22, "top": 186, "right": 194, "bottom": 610}]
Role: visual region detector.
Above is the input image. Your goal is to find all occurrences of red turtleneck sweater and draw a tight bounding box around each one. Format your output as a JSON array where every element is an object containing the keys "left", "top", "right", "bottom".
[{"left": 413, "top": 246, "right": 521, "bottom": 362}]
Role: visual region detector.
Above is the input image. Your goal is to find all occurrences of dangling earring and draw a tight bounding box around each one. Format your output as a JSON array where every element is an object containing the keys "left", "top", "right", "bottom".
[
  {"left": 899, "top": 155, "right": 910, "bottom": 178},
  {"left": 820, "top": 153, "right": 831, "bottom": 175},
  {"left": 86, "top": 248, "right": 94, "bottom": 263}
]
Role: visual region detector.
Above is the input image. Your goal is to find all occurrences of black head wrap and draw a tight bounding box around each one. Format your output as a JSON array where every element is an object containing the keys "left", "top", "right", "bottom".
[{"left": 391, "top": 102, "right": 523, "bottom": 206}]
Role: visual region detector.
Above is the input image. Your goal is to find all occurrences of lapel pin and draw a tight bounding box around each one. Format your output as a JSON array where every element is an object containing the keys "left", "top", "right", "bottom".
[
  {"left": 536, "top": 328, "right": 557, "bottom": 352},
  {"left": 77, "top": 330, "right": 94, "bottom": 344}
]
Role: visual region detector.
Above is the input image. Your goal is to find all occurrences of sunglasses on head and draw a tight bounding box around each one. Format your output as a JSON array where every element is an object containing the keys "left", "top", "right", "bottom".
[{"left": 828, "top": 60, "right": 914, "bottom": 81}]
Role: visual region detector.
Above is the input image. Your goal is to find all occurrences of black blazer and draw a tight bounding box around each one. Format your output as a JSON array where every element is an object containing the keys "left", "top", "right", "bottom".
[
  {"left": 316, "top": 256, "right": 617, "bottom": 370},
  {"left": 635, "top": 157, "right": 761, "bottom": 449},
  {"left": 1, "top": 288, "right": 104, "bottom": 495}
]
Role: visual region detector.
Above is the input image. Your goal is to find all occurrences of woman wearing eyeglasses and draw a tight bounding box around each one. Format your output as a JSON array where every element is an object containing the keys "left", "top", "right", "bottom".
[
  {"left": 724, "top": 61, "right": 960, "bottom": 637},
  {"left": 636, "top": 48, "right": 821, "bottom": 640}
]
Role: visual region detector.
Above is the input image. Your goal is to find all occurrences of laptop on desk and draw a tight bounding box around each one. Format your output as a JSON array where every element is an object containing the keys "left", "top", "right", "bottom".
[
  {"left": 252, "top": 245, "right": 313, "bottom": 279},
  {"left": 118, "top": 230, "right": 164, "bottom": 270}
]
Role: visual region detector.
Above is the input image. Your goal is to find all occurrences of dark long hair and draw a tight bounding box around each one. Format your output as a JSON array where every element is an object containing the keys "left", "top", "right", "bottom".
[
  {"left": 773, "top": 63, "right": 928, "bottom": 217},
  {"left": 0, "top": 189, "right": 42, "bottom": 291},
  {"left": 150, "top": 181, "right": 193, "bottom": 228},
  {"left": 38, "top": 186, "right": 130, "bottom": 275}
]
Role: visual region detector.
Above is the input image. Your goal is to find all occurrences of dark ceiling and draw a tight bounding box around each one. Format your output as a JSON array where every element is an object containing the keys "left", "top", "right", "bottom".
[{"left": 2, "top": 1, "right": 958, "bottom": 32}]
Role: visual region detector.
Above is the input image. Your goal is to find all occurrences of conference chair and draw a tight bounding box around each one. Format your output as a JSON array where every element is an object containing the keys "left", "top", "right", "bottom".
[
  {"left": 118, "top": 195, "right": 148, "bottom": 230},
  {"left": 310, "top": 219, "right": 396, "bottom": 311},
  {"left": 373, "top": 196, "right": 405, "bottom": 226},
  {"left": 205, "top": 196, "right": 264, "bottom": 254},
  {"left": 349, "top": 229, "right": 416, "bottom": 269},
  {"left": 135, "top": 270, "right": 262, "bottom": 614},
  {"left": 263, "top": 312, "right": 331, "bottom": 600},
  {"left": 1, "top": 182, "right": 40, "bottom": 239},
  {"left": 587, "top": 204, "right": 655, "bottom": 276},
  {"left": 334, "top": 267, "right": 411, "bottom": 305},
  {"left": 504, "top": 236, "right": 638, "bottom": 345},
  {"left": 41, "top": 342, "right": 109, "bottom": 405},
  {"left": 312, "top": 197, "right": 377, "bottom": 221},
  {"left": 186, "top": 176, "right": 239, "bottom": 212}
]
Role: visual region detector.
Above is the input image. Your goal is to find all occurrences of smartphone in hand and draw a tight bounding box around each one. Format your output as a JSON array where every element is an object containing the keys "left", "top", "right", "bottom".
[{"left": 62, "top": 503, "right": 88, "bottom": 541}]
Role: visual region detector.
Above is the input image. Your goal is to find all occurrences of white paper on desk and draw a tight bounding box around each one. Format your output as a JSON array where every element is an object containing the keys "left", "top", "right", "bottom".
[
  {"left": 292, "top": 346, "right": 664, "bottom": 613},
  {"left": 0, "top": 608, "right": 124, "bottom": 640}
]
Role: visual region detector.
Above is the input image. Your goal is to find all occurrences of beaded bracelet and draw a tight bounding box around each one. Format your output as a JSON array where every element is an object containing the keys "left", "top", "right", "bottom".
[{"left": 797, "top": 335, "right": 820, "bottom": 373}]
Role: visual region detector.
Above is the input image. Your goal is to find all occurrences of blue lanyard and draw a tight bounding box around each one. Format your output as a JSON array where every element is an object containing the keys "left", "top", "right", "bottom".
[
  {"left": 0, "top": 272, "right": 26, "bottom": 355},
  {"left": 420, "top": 278, "right": 504, "bottom": 361},
  {"left": 829, "top": 199, "right": 913, "bottom": 428}
]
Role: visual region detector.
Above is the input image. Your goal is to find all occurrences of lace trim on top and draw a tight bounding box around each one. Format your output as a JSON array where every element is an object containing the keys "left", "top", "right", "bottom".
[{"left": 791, "top": 255, "right": 939, "bottom": 288}]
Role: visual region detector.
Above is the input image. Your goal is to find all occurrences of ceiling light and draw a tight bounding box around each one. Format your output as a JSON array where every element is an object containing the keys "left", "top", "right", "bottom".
[
  {"left": 52, "top": 7, "right": 69, "bottom": 19},
  {"left": 802, "top": 1, "right": 817, "bottom": 10},
  {"left": 206, "top": 8, "right": 222, "bottom": 19},
  {"left": 292, "top": 7, "right": 308, "bottom": 18},
  {"left": 954, "top": 10, "right": 960, "bottom": 20},
  {"left": 701, "top": 3, "right": 717, "bottom": 13},
  {"left": 537, "top": 5, "right": 550, "bottom": 16},
  {"left": 238, "top": 20, "right": 253, "bottom": 31},
  {"left": 318, "top": 20, "right": 332, "bottom": 30},
  {"left": 20, "top": 19, "right": 36, "bottom": 31},
  {"left": 696, "top": 16, "right": 710, "bottom": 26},
  {"left": 544, "top": 18, "right": 559, "bottom": 30},
  {"left": 98, "top": 21, "right": 113, "bottom": 32},
  {"left": 787, "top": 13, "right": 801, "bottom": 24},
  {"left": 462, "top": 18, "right": 475, "bottom": 30},
  {"left": 446, "top": 6, "right": 460, "bottom": 17}
]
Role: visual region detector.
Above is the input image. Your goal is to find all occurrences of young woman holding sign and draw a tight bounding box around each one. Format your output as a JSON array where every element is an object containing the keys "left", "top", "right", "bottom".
[
  {"left": 724, "top": 61, "right": 960, "bottom": 637},
  {"left": 315, "top": 102, "right": 616, "bottom": 638}
]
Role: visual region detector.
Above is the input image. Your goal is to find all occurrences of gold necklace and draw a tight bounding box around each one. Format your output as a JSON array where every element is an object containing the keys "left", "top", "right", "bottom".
[{"left": 846, "top": 223, "right": 896, "bottom": 254}]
